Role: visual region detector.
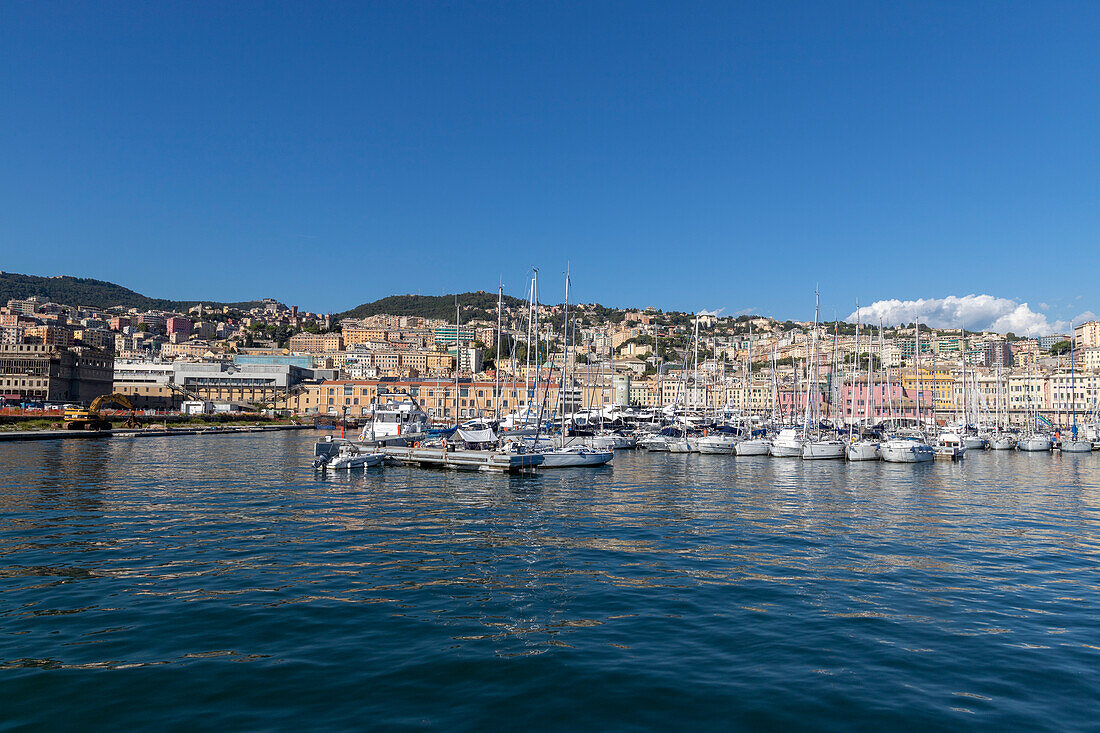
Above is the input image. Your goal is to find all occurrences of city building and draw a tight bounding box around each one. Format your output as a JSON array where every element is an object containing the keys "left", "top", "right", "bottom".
[{"left": 0, "top": 344, "right": 113, "bottom": 404}]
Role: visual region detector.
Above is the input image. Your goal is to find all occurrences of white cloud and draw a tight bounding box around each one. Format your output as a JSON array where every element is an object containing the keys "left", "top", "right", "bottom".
[{"left": 848, "top": 295, "right": 1074, "bottom": 336}]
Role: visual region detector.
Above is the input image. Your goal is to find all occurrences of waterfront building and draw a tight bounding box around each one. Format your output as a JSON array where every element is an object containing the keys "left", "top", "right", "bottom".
[
  {"left": 0, "top": 344, "right": 113, "bottom": 404},
  {"left": 113, "top": 361, "right": 177, "bottom": 409},
  {"left": 172, "top": 362, "right": 310, "bottom": 406},
  {"left": 1075, "top": 321, "right": 1100, "bottom": 348}
]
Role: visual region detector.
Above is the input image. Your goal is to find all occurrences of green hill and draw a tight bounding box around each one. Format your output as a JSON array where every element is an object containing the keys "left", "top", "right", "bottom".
[
  {"left": 337, "top": 292, "right": 529, "bottom": 323},
  {"left": 0, "top": 272, "right": 263, "bottom": 312}
]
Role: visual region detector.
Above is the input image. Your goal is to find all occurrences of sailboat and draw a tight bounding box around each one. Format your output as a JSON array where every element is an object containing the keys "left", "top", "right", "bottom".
[
  {"left": 1061, "top": 328, "right": 1093, "bottom": 452},
  {"left": 801, "top": 293, "right": 844, "bottom": 460},
  {"left": 1018, "top": 338, "right": 1053, "bottom": 452},
  {"left": 881, "top": 319, "right": 934, "bottom": 463},
  {"left": 847, "top": 306, "right": 881, "bottom": 461},
  {"left": 989, "top": 364, "right": 1017, "bottom": 450}
]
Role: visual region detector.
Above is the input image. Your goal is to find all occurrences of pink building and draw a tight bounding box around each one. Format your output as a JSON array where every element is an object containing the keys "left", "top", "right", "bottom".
[
  {"left": 166, "top": 317, "right": 192, "bottom": 338},
  {"left": 841, "top": 382, "right": 932, "bottom": 422}
]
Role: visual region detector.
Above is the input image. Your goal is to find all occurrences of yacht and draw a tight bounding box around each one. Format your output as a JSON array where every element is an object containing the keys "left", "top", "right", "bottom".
[
  {"left": 358, "top": 391, "right": 431, "bottom": 442},
  {"left": 989, "top": 433, "right": 1018, "bottom": 450},
  {"left": 696, "top": 432, "right": 738, "bottom": 455},
  {"left": 933, "top": 431, "right": 966, "bottom": 461}
]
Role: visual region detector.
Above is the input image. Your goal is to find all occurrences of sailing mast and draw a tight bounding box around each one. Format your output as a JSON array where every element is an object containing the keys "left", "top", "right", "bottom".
[
  {"left": 559, "top": 266, "right": 571, "bottom": 429},
  {"left": 804, "top": 291, "right": 820, "bottom": 437},
  {"left": 495, "top": 281, "right": 503, "bottom": 422},
  {"left": 454, "top": 296, "right": 461, "bottom": 427}
]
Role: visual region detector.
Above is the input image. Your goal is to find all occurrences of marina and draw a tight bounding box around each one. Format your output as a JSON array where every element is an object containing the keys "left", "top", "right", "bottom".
[{"left": 3, "top": 430, "right": 1099, "bottom": 730}]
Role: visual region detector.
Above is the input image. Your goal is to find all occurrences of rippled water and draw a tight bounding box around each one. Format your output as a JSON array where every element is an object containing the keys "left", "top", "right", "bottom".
[{"left": 2, "top": 432, "right": 1100, "bottom": 730}]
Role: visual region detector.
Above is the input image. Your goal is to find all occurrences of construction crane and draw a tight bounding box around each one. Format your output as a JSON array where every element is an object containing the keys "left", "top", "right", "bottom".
[{"left": 64, "top": 393, "right": 136, "bottom": 431}]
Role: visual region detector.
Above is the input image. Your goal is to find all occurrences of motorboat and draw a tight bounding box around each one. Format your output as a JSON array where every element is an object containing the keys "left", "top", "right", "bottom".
[
  {"left": 735, "top": 438, "right": 772, "bottom": 456},
  {"left": 538, "top": 445, "right": 614, "bottom": 467},
  {"left": 933, "top": 432, "right": 966, "bottom": 461},
  {"left": 696, "top": 433, "right": 738, "bottom": 455},
  {"left": 845, "top": 440, "right": 881, "bottom": 461},
  {"left": 313, "top": 443, "right": 384, "bottom": 471},
  {"left": 770, "top": 428, "right": 804, "bottom": 457},
  {"left": 358, "top": 391, "right": 431, "bottom": 442},
  {"left": 801, "top": 437, "right": 845, "bottom": 460},
  {"left": 880, "top": 437, "right": 934, "bottom": 463}
]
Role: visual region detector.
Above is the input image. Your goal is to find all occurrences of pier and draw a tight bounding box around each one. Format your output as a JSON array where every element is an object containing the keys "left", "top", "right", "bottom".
[{"left": 0, "top": 424, "right": 314, "bottom": 442}]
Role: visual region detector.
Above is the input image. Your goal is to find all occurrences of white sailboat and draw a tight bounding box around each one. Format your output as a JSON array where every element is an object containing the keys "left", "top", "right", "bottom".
[
  {"left": 1061, "top": 328, "right": 1093, "bottom": 452},
  {"left": 801, "top": 292, "right": 844, "bottom": 460},
  {"left": 847, "top": 306, "right": 880, "bottom": 461}
]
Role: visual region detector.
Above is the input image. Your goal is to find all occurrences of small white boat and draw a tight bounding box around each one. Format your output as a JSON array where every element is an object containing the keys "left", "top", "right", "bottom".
[
  {"left": 881, "top": 438, "right": 934, "bottom": 463},
  {"left": 845, "top": 440, "right": 880, "bottom": 461},
  {"left": 538, "top": 445, "right": 614, "bottom": 467},
  {"left": 1059, "top": 439, "right": 1093, "bottom": 453},
  {"left": 316, "top": 444, "right": 385, "bottom": 470},
  {"left": 1018, "top": 434, "right": 1053, "bottom": 452},
  {"left": 989, "top": 434, "right": 1017, "bottom": 450},
  {"left": 801, "top": 438, "right": 845, "bottom": 460},
  {"left": 735, "top": 438, "right": 772, "bottom": 456},
  {"left": 769, "top": 428, "right": 804, "bottom": 457}
]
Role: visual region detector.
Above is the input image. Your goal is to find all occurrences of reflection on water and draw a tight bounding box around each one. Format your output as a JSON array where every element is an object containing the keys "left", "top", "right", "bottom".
[{"left": 2, "top": 433, "right": 1100, "bottom": 729}]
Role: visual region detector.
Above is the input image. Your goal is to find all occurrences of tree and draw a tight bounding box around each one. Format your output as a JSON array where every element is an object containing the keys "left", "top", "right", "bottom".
[{"left": 1050, "top": 340, "right": 1072, "bottom": 356}]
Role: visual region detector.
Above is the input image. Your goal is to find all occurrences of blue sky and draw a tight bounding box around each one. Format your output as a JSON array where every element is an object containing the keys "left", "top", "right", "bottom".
[{"left": 2, "top": 1, "right": 1098, "bottom": 330}]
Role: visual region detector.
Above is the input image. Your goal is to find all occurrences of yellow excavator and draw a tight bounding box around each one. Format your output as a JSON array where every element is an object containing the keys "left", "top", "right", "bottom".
[{"left": 64, "top": 393, "right": 136, "bottom": 430}]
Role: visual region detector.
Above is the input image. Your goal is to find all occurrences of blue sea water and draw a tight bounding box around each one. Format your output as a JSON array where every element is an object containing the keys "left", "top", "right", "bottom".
[{"left": 2, "top": 432, "right": 1099, "bottom": 730}]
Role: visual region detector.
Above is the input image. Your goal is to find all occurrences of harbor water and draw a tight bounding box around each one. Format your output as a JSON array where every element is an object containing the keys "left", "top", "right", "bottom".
[{"left": 2, "top": 432, "right": 1099, "bottom": 730}]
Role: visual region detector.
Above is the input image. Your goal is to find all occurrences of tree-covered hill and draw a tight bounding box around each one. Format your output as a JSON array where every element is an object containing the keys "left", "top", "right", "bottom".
[
  {"left": 337, "top": 292, "right": 529, "bottom": 323},
  {"left": 0, "top": 272, "right": 264, "bottom": 312}
]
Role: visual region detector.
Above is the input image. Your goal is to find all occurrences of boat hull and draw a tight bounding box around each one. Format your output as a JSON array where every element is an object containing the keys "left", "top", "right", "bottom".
[
  {"left": 881, "top": 441, "right": 934, "bottom": 463},
  {"left": 1018, "top": 436, "right": 1052, "bottom": 452},
  {"left": 1059, "top": 440, "right": 1093, "bottom": 453},
  {"left": 539, "top": 450, "right": 614, "bottom": 467},
  {"left": 989, "top": 436, "right": 1017, "bottom": 450},
  {"left": 846, "top": 442, "right": 880, "bottom": 461},
  {"left": 735, "top": 439, "right": 771, "bottom": 456},
  {"left": 802, "top": 441, "right": 845, "bottom": 460}
]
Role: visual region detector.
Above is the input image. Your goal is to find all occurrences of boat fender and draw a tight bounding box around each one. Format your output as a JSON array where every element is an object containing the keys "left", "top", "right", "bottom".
[
  {"left": 442, "top": 438, "right": 448, "bottom": 450},
  {"left": 414, "top": 441, "right": 421, "bottom": 448}
]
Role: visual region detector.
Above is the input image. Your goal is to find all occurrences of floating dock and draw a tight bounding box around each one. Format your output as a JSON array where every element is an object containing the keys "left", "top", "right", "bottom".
[{"left": 381, "top": 445, "right": 543, "bottom": 473}]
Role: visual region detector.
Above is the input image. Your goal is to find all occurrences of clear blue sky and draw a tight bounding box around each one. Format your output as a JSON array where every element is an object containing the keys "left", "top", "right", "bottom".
[{"left": 2, "top": 1, "right": 1098, "bottom": 325}]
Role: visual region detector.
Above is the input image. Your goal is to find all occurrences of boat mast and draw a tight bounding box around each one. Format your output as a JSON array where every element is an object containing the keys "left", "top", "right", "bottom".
[
  {"left": 454, "top": 296, "right": 461, "bottom": 427},
  {"left": 804, "top": 291, "right": 819, "bottom": 437},
  {"left": 495, "top": 281, "right": 503, "bottom": 422},
  {"left": 560, "top": 266, "right": 571, "bottom": 429},
  {"left": 1071, "top": 322, "right": 1078, "bottom": 438},
  {"left": 914, "top": 316, "right": 922, "bottom": 429}
]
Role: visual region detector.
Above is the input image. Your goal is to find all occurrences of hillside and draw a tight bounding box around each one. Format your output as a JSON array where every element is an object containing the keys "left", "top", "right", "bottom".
[
  {"left": 337, "top": 292, "right": 529, "bottom": 323},
  {"left": 0, "top": 272, "right": 263, "bottom": 312}
]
